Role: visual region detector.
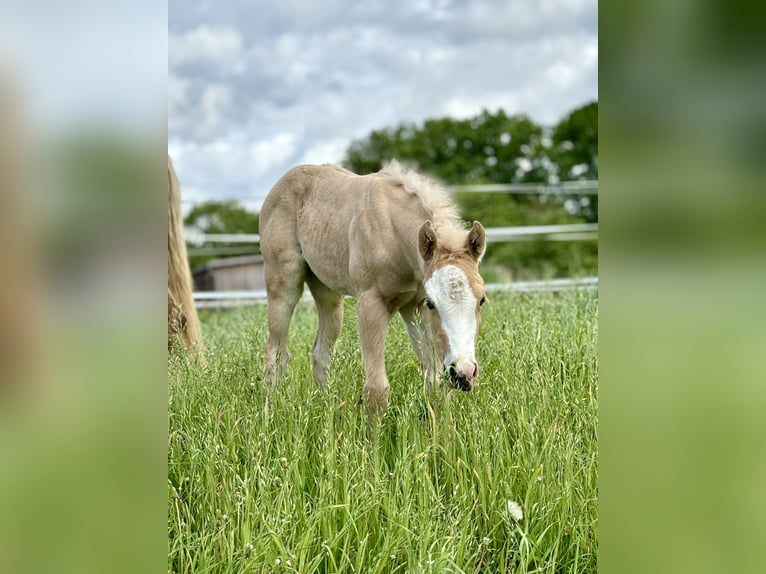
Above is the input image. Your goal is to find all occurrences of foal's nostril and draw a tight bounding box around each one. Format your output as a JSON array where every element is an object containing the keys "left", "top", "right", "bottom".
[{"left": 447, "top": 364, "right": 473, "bottom": 392}]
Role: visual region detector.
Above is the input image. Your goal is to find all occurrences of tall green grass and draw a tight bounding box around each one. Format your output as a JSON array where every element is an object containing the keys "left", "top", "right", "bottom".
[{"left": 168, "top": 290, "right": 597, "bottom": 573}]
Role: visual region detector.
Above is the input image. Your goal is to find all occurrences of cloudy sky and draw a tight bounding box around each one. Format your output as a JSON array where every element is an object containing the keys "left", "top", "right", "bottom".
[{"left": 169, "top": 0, "right": 597, "bottom": 211}]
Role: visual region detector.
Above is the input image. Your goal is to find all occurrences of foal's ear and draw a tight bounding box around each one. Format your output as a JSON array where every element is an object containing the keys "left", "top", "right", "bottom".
[
  {"left": 419, "top": 221, "right": 438, "bottom": 262},
  {"left": 466, "top": 221, "right": 486, "bottom": 262}
]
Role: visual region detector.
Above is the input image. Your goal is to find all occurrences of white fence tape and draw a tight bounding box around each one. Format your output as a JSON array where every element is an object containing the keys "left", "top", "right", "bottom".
[
  {"left": 188, "top": 181, "right": 599, "bottom": 307},
  {"left": 190, "top": 223, "right": 598, "bottom": 248},
  {"left": 193, "top": 276, "right": 598, "bottom": 308}
]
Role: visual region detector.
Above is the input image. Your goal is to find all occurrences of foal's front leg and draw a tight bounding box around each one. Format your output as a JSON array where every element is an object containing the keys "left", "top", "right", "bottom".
[
  {"left": 357, "top": 291, "right": 392, "bottom": 419},
  {"left": 399, "top": 301, "right": 438, "bottom": 391}
]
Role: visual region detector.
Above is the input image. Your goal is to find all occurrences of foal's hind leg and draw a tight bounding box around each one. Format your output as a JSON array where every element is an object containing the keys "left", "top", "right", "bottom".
[
  {"left": 263, "top": 255, "right": 306, "bottom": 387},
  {"left": 306, "top": 272, "right": 343, "bottom": 387}
]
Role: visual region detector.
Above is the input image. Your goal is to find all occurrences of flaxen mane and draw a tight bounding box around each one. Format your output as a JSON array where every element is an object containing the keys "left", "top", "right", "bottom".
[
  {"left": 378, "top": 160, "right": 468, "bottom": 249},
  {"left": 168, "top": 155, "right": 205, "bottom": 363}
]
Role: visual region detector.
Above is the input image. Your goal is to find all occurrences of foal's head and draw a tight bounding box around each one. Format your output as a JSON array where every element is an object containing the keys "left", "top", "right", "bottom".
[{"left": 419, "top": 220, "right": 487, "bottom": 391}]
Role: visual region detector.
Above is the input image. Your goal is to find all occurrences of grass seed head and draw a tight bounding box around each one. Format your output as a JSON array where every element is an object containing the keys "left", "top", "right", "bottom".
[{"left": 506, "top": 500, "right": 524, "bottom": 521}]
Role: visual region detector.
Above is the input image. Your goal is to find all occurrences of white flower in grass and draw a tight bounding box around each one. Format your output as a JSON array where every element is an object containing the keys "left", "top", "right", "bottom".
[
  {"left": 506, "top": 500, "right": 524, "bottom": 521},
  {"left": 275, "top": 557, "right": 281, "bottom": 566},
  {"left": 245, "top": 543, "right": 253, "bottom": 551}
]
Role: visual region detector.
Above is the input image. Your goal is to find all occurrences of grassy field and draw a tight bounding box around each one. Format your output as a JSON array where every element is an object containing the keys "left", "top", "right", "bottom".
[{"left": 168, "top": 290, "right": 598, "bottom": 573}]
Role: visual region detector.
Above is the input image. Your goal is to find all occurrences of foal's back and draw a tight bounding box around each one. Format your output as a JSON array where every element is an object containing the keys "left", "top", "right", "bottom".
[{"left": 261, "top": 164, "right": 429, "bottom": 298}]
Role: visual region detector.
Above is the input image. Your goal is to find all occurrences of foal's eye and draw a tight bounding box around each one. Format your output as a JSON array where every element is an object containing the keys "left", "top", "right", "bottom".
[
  {"left": 479, "top": 294, "right": 487, "bottom": 306},
  {"left": 424, "top": 297, "right": 435, "bottom": 310}
]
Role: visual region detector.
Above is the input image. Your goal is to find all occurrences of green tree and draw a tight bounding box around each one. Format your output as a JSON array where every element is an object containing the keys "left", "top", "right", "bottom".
[
  {"left": 184, "top": 201, "right": 260, "bottom": 269},
  {"left": 551, "top": 101, "right": 598, "bottom": 181},
  {"left": 345, "top": 109, "right": 548, "bottom": 184},
  {"left": 550, "top": 101, "right": 598, "bottom": 222},
  {"left": 184, "top": 200, "right": 260, "bottom": 235}
]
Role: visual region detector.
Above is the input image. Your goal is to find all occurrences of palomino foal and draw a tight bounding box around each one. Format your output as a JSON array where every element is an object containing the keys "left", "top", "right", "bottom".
[{"left": 259, "top": 161, "right": 487, "bottom": 417}]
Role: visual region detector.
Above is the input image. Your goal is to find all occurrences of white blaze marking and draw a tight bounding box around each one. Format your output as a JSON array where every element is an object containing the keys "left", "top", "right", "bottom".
[{"left": 424, "top": 264, "right": 477, "bottom": 367}]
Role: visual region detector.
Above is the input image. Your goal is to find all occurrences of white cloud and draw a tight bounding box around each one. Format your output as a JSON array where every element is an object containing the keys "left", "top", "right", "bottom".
[
  {"left": 441, "top": 92, "right": 521, "bottom": 119},
  {"left": 169, "top": 0, "right": 597, "bottom": 207},
  {"left": 167, "top": 138, "right": 194, "bottom": 163},
  {"left": 196, "top": 84, "right": 232, "bottom": 139},
  {"left": 467, "top": 0, "right": 592, "bottom": 35},
  {"left": 249, "top": 133, "right": 298, "bottom": 177},
  {"left": 168, "top": 73, "right": 189, "bottom": 119},
  {"left": 169, "top": 25, "right": 243, "bottom": 67},
  {"left": 583, "top": 38, "right": 599, "bottom": 70},
  {"left": 297, "top": 138, "right": 348, "bottom": 166},
  {"left": 546, "top": 61, "right": 577, "bottom": 88}
]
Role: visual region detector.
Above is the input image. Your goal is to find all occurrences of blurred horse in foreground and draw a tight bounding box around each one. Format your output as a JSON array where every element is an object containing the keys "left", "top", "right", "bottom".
[{"left": 167, "top": 156, "right": 204, "bottom": 363}]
